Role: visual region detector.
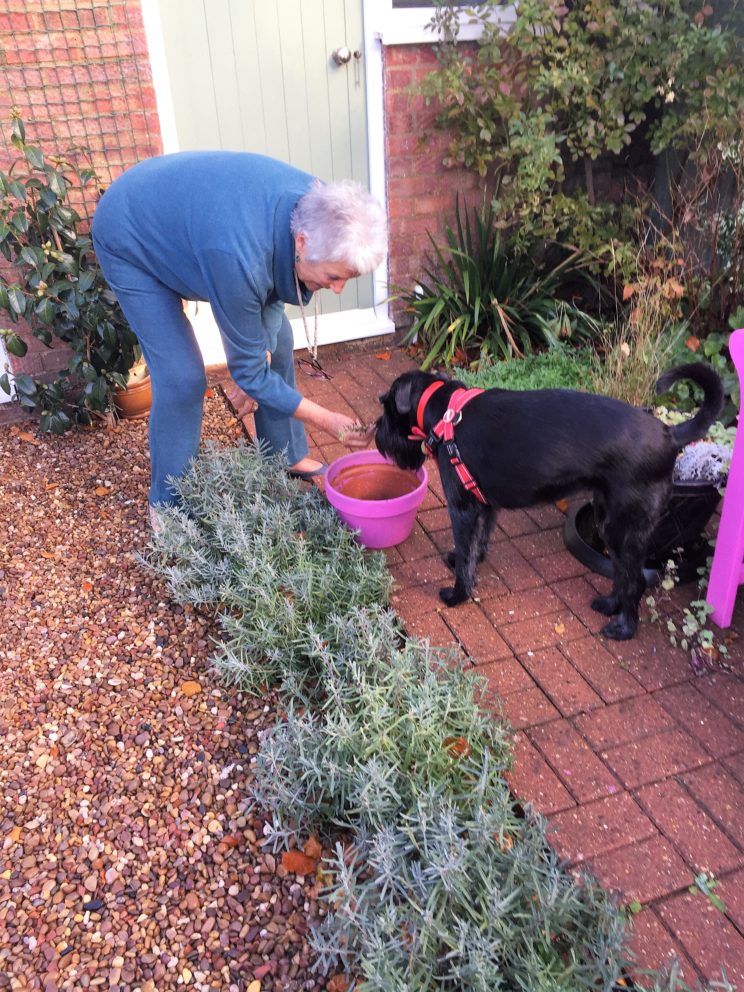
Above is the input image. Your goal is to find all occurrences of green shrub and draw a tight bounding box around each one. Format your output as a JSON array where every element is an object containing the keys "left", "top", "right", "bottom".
[
  {"left": 144, "top": 441, "right": 392, "bottom": 696},
  {"left": 0, "top": 113, "right": 138, "bottom": 432},
  {"left": 456, "top": 346, "right": 595, "bottom": 393},
  {"left": 396, "top": 197, "right": 599, "bottom": 369}
]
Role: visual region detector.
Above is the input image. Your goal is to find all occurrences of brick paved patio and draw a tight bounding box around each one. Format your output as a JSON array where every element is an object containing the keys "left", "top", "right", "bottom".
[{"left": 291, "top": 340, "right": 744, "bottom": 989}]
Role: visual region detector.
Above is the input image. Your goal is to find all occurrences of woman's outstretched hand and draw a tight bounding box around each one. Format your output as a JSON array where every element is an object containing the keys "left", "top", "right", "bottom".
[{"left": 336, "top": 418, "right": 376, "bottom": 449}]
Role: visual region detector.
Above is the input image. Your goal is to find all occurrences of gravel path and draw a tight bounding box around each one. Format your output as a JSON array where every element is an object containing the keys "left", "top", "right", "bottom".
[{"left": 0, "top": 391, "right": 334, "bottom": 992}]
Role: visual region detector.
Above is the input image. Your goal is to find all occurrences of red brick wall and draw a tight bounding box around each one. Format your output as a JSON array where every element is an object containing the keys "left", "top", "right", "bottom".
[
  {"left": 0, "top": 0, "right": 162, "bottom": 378},
  {"left": 384, "top": 43, "right": 486, "bottom": 327}
]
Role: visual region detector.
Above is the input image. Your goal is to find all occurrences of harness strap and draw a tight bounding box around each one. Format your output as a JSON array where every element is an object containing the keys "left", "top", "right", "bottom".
[{"left": 409, "top": 384, "right": 488, "bottom": 505}]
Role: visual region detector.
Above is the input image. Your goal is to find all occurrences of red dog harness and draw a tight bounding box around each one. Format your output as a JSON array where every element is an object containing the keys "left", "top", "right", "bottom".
[{"left": 408, "top": 380, "right": 489, "bottom": 505}]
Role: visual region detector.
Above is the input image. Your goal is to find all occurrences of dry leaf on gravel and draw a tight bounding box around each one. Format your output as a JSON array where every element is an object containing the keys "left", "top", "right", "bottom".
[
  {"left": 303, "top": 836, "right": 322, "bottom": 860},
  {"left": 281, "top": 850, "right": 318, "bottom": 875}
]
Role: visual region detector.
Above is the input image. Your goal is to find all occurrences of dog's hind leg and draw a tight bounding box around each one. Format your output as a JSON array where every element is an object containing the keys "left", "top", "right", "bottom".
[
  {"left": 596, "top": 498, "right": 655, "bottom": 639},
  {"left": 440, "top": 503, "right": 487, "bottom": 606}
]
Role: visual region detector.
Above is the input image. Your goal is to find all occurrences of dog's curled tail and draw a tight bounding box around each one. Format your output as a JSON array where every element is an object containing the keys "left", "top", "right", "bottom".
[{"left": 655, "top": 362, "right": 725, "bottom": 449}]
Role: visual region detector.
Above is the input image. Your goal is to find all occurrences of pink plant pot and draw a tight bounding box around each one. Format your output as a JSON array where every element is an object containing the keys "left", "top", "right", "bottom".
[{"left": 325, "top": 450, "right": 429, "bottom": 549}]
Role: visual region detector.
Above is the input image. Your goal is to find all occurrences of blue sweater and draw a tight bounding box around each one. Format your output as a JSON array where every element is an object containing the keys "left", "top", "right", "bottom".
[{"left": 93, "top": 151, "right": 316, "bottom": 417}]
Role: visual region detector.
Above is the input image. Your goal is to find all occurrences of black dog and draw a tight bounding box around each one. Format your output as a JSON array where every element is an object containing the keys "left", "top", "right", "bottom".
[{"left": 375, "top": 363, "right": 723, "bottom": 640}]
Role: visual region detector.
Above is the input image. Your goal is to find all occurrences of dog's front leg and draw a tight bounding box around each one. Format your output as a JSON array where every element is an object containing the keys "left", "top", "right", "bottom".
[{"left": 440, "top": 503, "right": 484, "bottom": 606}]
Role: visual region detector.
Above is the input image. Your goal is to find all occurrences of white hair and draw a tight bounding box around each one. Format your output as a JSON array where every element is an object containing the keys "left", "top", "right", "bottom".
[{"left": 290, "top": 179, "right": 387, "bottom": 274}]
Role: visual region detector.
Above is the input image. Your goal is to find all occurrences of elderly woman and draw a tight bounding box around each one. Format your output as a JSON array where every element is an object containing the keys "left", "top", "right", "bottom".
[{"left": 91, "top": 151, "right": 387, "bottom": 527}]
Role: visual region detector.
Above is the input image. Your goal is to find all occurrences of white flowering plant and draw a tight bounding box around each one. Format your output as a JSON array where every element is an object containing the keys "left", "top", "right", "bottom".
[{"left": 654, "top": 407, "right": 736, "bottom": 491}]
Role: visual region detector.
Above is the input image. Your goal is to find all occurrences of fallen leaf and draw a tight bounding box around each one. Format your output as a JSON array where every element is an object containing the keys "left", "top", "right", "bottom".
[
  {"left": 94, "top": 486, "right": 111, "bottom": 497},
  {"left": 81, "top": 581, "right": 93, "bottom": 593},
  {"left": 555, "top": 498, "right": 569, "bottom": 514},
  {"left": 374, "top": 351, "right": 391, "bottom": 360},
  {"left": 281, "top": 850, "right": 318, "bottom": 875},
  {"left": 180, "top": 680, "right": 202, "bottom": 697},
  {"left": 205, "top": 387, "right": 215, "bottom": 398},
  {"left": 328, "top": 975, "right": 349, "bottom": 992},
  {"left": 7, "top": 826, "right": 21, "bottom": 843},
  {"left": 247, "top": 982, "right": 261, "bottom": 992},
  {"left": 442, "top": 736, "right": 472, "bottom": 759},
  {"left": 303, "top": 836, "right": 322, "bottom": 860},
  {"left": 686, "top": 335, "right": 700, "bottom": 353},
  {"left": 621, "top": 283, "right": 636, "bottom": 301},
  {"left": 662, "top": 277, "right": 684, "bottom": 300},
  {"left": 554, "top": 622, "right": 566, "bottom": 635},
  {"left": 0, "top": 869, "right": 12, "bottom": 880},
  {"left": 18, "top": 431, "right": 39, "bottom": 445},
  {"left": 41, "top": 551, "right": 56, "bottom": 560},
  {"left": 44, "top": 482, "right": 59, "bottom": 491}
]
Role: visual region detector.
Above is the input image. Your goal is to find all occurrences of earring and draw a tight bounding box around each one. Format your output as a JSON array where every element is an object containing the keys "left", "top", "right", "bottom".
[{"left": 295, "top": 254, "right": 300, "bottom": 262}]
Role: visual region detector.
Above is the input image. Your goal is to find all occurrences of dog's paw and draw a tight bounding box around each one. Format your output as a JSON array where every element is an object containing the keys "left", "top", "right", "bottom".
[
  {"left": 601, "top": 616, "right": 637, "bottom": 640},
  {"left": 591, "top": 595, "right": 620, "bottom": 617},
  {"left": 439, "top": 585, "right": 468, "bottom": 607}
]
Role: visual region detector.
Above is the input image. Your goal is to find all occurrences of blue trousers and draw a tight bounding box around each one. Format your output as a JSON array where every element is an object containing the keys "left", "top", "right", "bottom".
[{"left": 93, "top": 243, "right": 308, "bottom": 506}]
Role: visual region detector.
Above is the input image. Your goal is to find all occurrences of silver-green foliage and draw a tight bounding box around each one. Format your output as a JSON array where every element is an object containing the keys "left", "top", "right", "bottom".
[
  {"left": 252, "top": 608, "right": 514, "bottom": 838},
  {"left": 315, "top": 792, "right": 627, "bottom": 991},
  {"left": 145, "top": 441, "right": 392, "bottom": 694}
]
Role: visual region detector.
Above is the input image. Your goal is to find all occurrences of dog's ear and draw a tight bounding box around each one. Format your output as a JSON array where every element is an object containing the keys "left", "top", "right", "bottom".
[{"left": 391, "top": 379, "right": 414, "bottom": 416}]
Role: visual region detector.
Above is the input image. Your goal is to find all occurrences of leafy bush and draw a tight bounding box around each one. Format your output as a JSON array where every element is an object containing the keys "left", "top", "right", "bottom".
[
  {"left": 396, "top": 197, "right": 599, "bottom": 369},
  {"left": 251, "top": 609, "right": 514, "bottom": 839},
  {"left": 0, "top": 113, "right": 138, "bottom": 432},
  {"left": 144, "top": 440, "right": 393, "bottom": 696},
  {"left": 456, "top": 346, "right": 595, "bottom": 393}
]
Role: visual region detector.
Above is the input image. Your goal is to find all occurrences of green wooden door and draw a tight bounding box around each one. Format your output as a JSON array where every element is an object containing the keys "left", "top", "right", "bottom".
[{"left": 155, "top": 0, "right": 371, "bottom": 317}]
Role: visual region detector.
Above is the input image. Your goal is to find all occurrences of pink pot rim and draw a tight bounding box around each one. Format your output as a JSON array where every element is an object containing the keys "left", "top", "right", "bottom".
[{"left": 325, "top": 450, "right": 428, "bottom": 519}]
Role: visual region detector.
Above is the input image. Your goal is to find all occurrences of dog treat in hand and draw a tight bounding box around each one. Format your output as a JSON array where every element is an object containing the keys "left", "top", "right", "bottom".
[{"left": 338, "top": 421, "right": 374, "bottom": 443}]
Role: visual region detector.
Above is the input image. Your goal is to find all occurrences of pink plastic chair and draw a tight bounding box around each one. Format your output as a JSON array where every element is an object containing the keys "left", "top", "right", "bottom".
[{"left": 707, "top": 327, "right": 744, "bottom": 628}]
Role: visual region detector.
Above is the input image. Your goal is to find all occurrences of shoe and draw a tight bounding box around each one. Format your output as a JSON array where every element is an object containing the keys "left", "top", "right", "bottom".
[{"left": 288, "top": 463, "right": 328, "bottom": 481}]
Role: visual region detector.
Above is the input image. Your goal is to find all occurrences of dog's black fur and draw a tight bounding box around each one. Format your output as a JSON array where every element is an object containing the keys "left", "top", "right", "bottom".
[{"left": 375, "top": 363, "right": 724, "bottom": 639}]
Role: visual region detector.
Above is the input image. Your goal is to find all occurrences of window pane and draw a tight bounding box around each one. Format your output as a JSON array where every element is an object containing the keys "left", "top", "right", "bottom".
[{"left": 391, "top": 2, "right": 436, "bottom": 7}]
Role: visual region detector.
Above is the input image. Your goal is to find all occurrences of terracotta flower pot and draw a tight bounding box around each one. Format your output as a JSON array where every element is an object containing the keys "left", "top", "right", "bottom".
[{"left": 114, "top": 369, "right": 152, "bottom": 420}]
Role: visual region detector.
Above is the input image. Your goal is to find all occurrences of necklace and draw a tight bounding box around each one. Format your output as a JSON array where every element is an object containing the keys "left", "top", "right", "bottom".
[{"left": 293, "top": 268, "right": 320, "bottom": 361}]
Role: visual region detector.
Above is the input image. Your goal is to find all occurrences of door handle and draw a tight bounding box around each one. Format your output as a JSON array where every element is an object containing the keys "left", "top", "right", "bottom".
[{"left": 332, "top": 46, "right": 352, "bottom": 65}]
